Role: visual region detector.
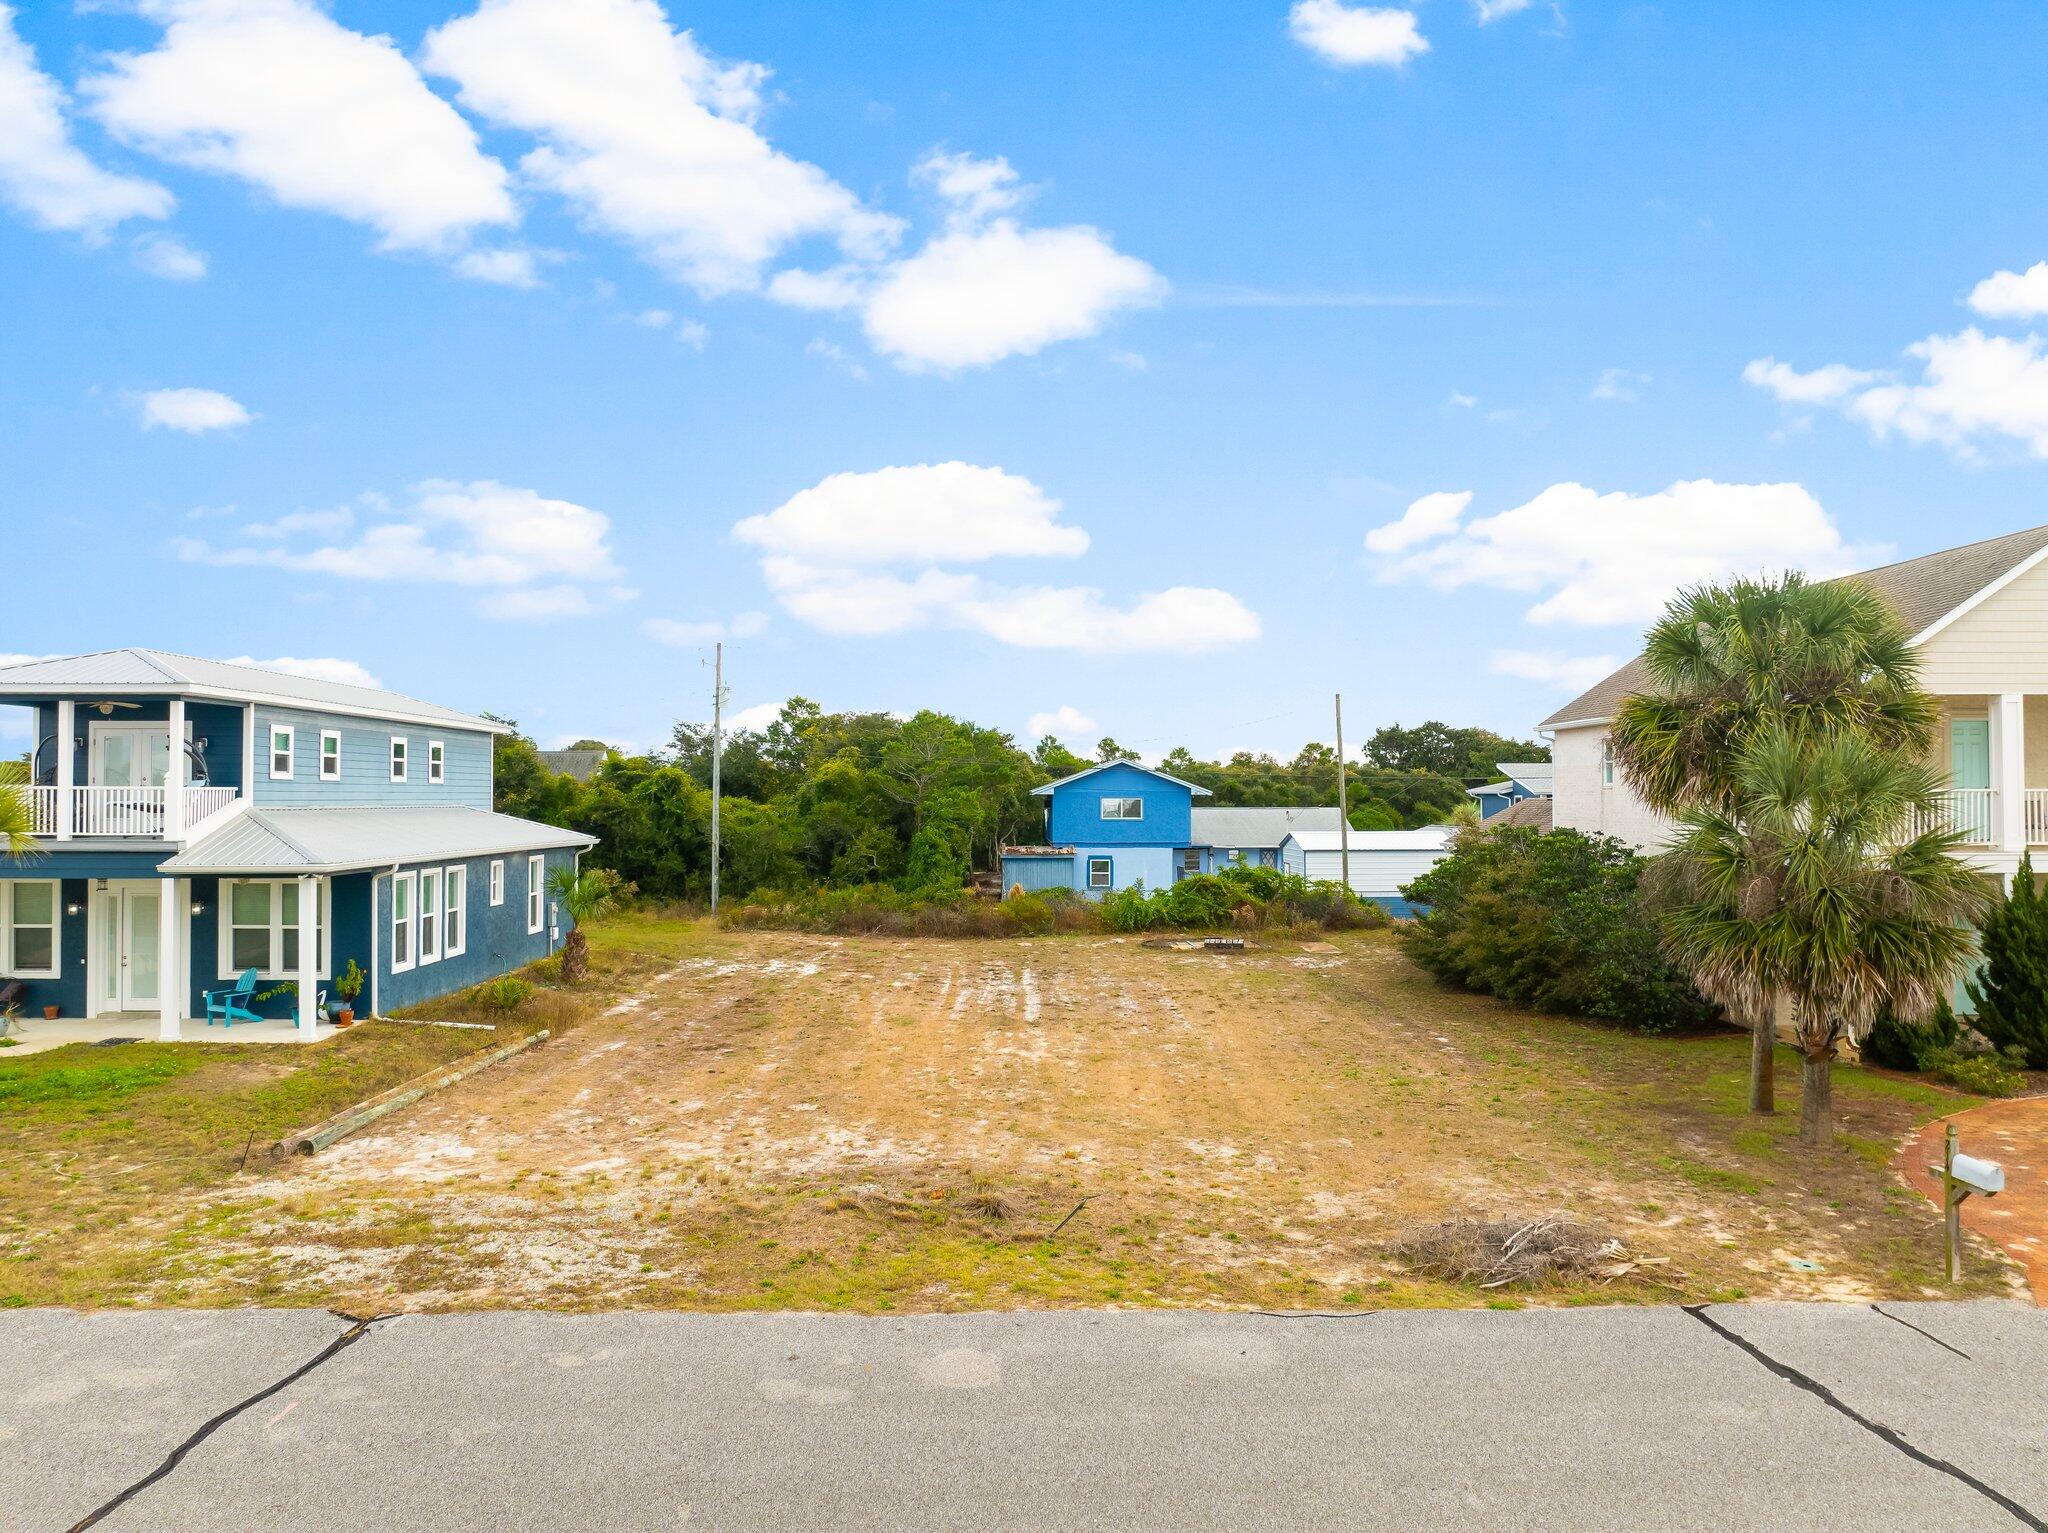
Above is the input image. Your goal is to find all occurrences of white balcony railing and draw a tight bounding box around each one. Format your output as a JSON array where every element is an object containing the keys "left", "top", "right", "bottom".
[
  {"left": 17, "top": 785, "right": 57, "bottom": 835},
  {"left": 184, "top": 785, "right": 238, "bottom": 828},
  {"left": 7, "top": 784, "right": 242, "bottom": 840},
  {"left": 1913, "top": 787, "right": 1997, "bottom": 845}
]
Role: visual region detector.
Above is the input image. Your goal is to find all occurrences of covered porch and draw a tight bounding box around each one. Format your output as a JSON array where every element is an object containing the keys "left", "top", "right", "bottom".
[
  {"left": 1918, "top": 693, "right": 2048, "bottom": 853},
  {"left": 1, "top": 1012, "right": 339, "bottom": 1058}
]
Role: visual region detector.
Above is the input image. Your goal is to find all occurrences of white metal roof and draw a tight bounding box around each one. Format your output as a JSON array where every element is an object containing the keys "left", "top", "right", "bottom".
[
  {"left": 1496, "top": 762, "right": 1555, "bottom": 794},
  {"left": 1190, "top": 806, "right": 1341, "bottom": 848},
  {"left": 1030, "top": 761, "right": 1213, "bottom": 797},
  {"left": 161, "top": 804, "right": 595, "bottom": 875},
  {"left": 1281, "top": 826, "right": 1453, "bottom": 852},
  {"left": 0, "top": 649, "right": 505, "bottom": 733}
]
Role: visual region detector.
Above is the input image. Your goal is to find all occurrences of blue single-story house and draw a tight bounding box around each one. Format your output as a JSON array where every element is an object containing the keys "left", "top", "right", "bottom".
[{"left": 1467, "top": 761, "right": 1554, "bottom": 820}]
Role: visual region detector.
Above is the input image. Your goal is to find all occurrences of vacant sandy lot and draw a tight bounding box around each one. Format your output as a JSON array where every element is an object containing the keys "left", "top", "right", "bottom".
[{"left": 120, "top": 921, "right": 2017, "bottom": 1312}]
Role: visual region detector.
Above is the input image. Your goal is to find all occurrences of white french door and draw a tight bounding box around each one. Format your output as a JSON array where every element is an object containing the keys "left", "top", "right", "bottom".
[
  {"left": 92, "top": 882, "right": 163, "bottom": 1015},
  {"left": 86, "top": 723, "right": 174, "bottom": 837}
]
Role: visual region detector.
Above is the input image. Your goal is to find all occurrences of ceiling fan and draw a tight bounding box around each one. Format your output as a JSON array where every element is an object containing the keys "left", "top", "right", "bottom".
[{"left": 87, "top": 700, "right": 142, "bottom": 715}]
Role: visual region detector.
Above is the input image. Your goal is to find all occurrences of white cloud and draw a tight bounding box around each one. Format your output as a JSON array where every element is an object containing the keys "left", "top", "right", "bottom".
[
  {"left": 178, "top": 478, "right": 627, "bottom": 621},
  {"left": 454, "top": 246, "right": 546, "bottom": 287},
  {"left": 1288, "top": 1, "right": 1428, "bottom": 68},
  {"left": 633, "top": 307, "right": 674, "bottom": 328},
  {"left": 1028, "top": 705, "right": 1096, "bottom": 739},
  {"left": 804, "top": 338, "right": 869, "bottom": 380},
  {"left": 1488, "top": 649, "right": 1621, "bottom": 692},
  {"left": 423, "top": 0, "right": 897, "bottom": 295},
  {"left": 1445, "top": 389, "right": 1478, "bottom": 409},
  {"left": 1365, "top": 490, "right": 1470, "bottom": 554},
  {"left": 223, "top": 654, "right": 379, "bottom": 688},
  {"left": 914, "top": 148, "right": 1025, "bottom": 224},
  {"left": 767, "top": 265, "right": 867, "bottom": 311},
  {"left": 725, "top": 701, "right": 781, "bottom": 732},
  {"left": 1472, "top": 0, "right": 1534, "bottom": 19},
  {"left": 1743, "top": 355, "right": 1880, "bottom": 406},
  {"left": 132, "top": 231, "right": 207, "bottom": 279},
  {"left": 0, "top": 2, "right": 172, "bottom": 236},
  {"left": 84, "top": 0, "right": 514, "bottom": 257},
  {"left": 641, "top": 617, "right": 722, "bottom": 646},
  {"left": 1370, "top": 478, "right": 1869, "bottom": 627},
  {"left": 734, "top": 462, "right": 1089, "bottom": 566},
  {"left": 955, "top": 583, "right": 1260, "bottom": 653},
  {"left": 1591, "top": 367, "right": 1648, "bottom": 403},
  {"left": 1968, "top": 261, "right": 2048, "bottom": 321},
  {"left": 136, "top": 386, "right": 253, "bottom": 432}
]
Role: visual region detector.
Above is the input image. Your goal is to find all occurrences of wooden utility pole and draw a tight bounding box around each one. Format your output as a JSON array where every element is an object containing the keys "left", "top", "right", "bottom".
[
  {"left": 1335, "top": 693, "right": 1350, "bottom": 890},
  {"left": 710, "top": 641, "right": 723, "bottom": 915}
]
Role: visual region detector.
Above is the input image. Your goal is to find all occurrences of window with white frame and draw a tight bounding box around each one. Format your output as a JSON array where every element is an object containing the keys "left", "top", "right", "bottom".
[
  {"left": 1087, "top": 857, "right": 1113, "bottom": 890},
  {"left": 269, "top": 724, "right": 294, "bottom": 779},
  {"left": 428, "top": 740, "right": 445, "bottom": 784},
  {"left": 419, "top": 867, "right": 442, "bottom": 965},
  {"left": 446, "top": 866, "right": 468, "bottom": 957},
  {"left": 1100, "top": 796, "right": 1144, "bottom": 820},
  {"left": 527, "top": 854, "right": 545, "bottom": 934},
  {"left": 320, "top": 729, "right": 341, "bottom": 780},
  {"left": 2, "top": 880, "right": 60, "bottom": 977},
  {"left": 389, "top": 736, "right": 408, "bottom": 782},
  {"left": 1600, "top": 738, "right": 1616, "bottom": 786},
  {"left": 489, "top": 859, "right": 504, "bottom": 906},
  {"left": 219, "top": 879, "right": 329, "bottom": 979},
  {"left": 391, "top": 871, "right": 415, "bottom": 972}
]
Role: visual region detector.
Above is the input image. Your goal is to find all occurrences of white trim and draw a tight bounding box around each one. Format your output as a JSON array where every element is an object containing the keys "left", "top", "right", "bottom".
[
  {"left": 268, "top": 722, "right": 295, "bottom": 780},
  {"left": 527, "top": 853, "right": 544, "bottom": 934},
  {"left": 319, "top": 728, "right": 342, "bottom": 781},
  {"left": 1030, "top": 761, "right": 1213, "bottom": 797},
  {"left": 389, "top": 735, "right": 408, "bottom": 782},
  {"left": 418, "top": 866, "right": 443, "bottom": 966},
  {"left": 0, "top": 878, "right": 61, "bottom": 979},
  {"left": 55, "top": 698, "right": 74, "bottom": 840},
  {"left": 428, "top": 739, "right": 445, "bottom": 784},
  {"left": 241, "top": 702, "right": 256, "bottom": 791},
  {"left": 159, "top": 875, "right": 184, "bottom": 1041},
  {"left": 1542, "top": 714, "right": 1614, "bottom": 731},
  {"left": 1100, "top": 796, "right": 1145, "bottom": 821},
  {"left": 216, "top": 877, "right": 330, "bottom": 980},
  {"left": 0, "top": 677, "right": 508, "bottom": 734},
  {"left": 391, "top": 870, "right": 416, "bottom": 973},
  {"left": 446, "top": 864, "right": 468, "bottom": 958},
  {"left": 1086, "top": 856, "right": 1113, "bottom": 890},
  {"left": 489, "top": 858, "right": 505, "bottom": 906},
  {"left": 1911, "top": 543, "right": 2048, "bottom": 647}
]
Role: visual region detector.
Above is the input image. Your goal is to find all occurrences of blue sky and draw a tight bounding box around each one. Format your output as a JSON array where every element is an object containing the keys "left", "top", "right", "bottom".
[{"left": 7, "top": 1, "right": 2048, "bottom": 760}]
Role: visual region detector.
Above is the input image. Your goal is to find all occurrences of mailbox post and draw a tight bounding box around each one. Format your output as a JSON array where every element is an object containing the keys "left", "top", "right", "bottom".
[{"left": 1930, "top": 1122, "right": 2005, "bottom": 1282}]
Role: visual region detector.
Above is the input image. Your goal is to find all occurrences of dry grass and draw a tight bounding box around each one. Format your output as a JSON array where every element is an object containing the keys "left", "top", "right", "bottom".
[
  {"left": 1391, "top": 1216, "right": 1630, "bottom": 1289},
  {"left": 3, "top": 917, "right": 2021, "bottom": 1312}
]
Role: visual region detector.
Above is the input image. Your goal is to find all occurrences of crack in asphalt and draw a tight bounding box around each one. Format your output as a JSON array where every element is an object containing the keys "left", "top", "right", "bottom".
[
  {"left": 1872, "top": 1303, "right": 1974, "bottom": 1360},
  {"left": 1684, "top": 1306, "right": 2043, "bottom": 1531},
  {"left": 66, "top": 1311, "right": 390, "bottom": 1533}
]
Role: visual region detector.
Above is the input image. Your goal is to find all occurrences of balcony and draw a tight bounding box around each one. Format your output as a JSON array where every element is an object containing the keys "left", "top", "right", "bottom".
[{"left": 17, "top": 784, "right": 239, "bottom": 840}]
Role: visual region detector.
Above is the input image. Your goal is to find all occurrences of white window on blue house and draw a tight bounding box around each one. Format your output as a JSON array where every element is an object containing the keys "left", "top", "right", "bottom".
[
  {"left": 419, "top": 868, "right": 442, "bottom": 966},
  {"left": 489, "top": 859, "right": 505, "bottom": 906},
  {"left": 1100, "top": 797, "right": 1144, "bottom": 820},
  {"left": 391, "top": 872, "right": 415, "bottom": 972},
  {"left": 428, "top": 740, "right": 445, "bottom": 784},
  {"left": 320, "top": 729, "right": 341, "bottom": 780},
  {"left": 1087, "top": 857, "right": 1113, "bottom": 890},
  {"left": 269, "top": 724, "right": 294, "bottom": 780},
  {"left": 527, "top": 854, "right": 545, "bottom": 934},
  {"left": 446, "top": 866, "right": 468, "bottom": 957},
  {"left": 390, "top": 736, "right": 408, "bottom": 782},
  {"left": 2, "top": 880, "right": 60, "bottom": 977},
  {"left": 220, "top": 879, "right": 330, "bottom": 980}
]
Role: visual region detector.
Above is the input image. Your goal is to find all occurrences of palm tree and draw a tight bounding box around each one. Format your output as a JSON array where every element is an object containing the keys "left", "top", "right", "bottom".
[
  {"left": 547, "top": 865, "right": 628, "bottom": 982},
  {"left": 1612, "top": 574, "right": 1937, "bottom": 1113},
  {"left": 1656, "top": 726, "right": 1987, "bottom": 1145},
  {"left": 0, "top": 761, "right": 38, "bottom": 859}
]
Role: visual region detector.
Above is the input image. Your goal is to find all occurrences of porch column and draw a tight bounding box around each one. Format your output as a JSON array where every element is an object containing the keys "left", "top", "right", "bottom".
[
  {"left": 158, "top": 878, "right": 183, "bottom": 1042},
  {"left": 55, "top": 698, "right": 73, "bottom": 840},
  {"left": 296, "top": 874, "right": 319, "bottom": 1039},
  {"left": 165, "top": 697, "right": 186, "bottom": 842},
  {"left": 1995, "top": 693, "right": 2027, "bottom": 852}
]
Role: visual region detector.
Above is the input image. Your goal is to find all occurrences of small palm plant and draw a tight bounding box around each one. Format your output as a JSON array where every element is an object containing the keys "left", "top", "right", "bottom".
[
  {"left": 547, "top": 865, "right": 629, "bottom": 982},
  {"left": 0, "top": 759, "right": 38, "bottom": 858},
  {"left": 1654, "top": 726, "right": 1988, "bottom": 1146}
]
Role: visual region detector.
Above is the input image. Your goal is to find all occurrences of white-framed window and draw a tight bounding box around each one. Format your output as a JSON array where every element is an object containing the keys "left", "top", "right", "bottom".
[
  {"left": 419, "top": 867, "right": 442, "bottom": 965},
  {"left": 389, "top": 736, "right": 408, "bottom": 782},
  {"left": 428, "top": 740, "right": 445, "bottom": 784},
  {"left": 446, "top": 866, "right": 468, "bottom": 957},
  {"left": 1180, "top": 848, "right": 1202, "bottom": 876},
  {"left": 1, "top": 880, "right": 60, "bottom": 978},
  {"left": 1087, "top": 856, "right": 1113, "bottom": 890},
  {"left": 489, "top": 859, "right": 505, "bottom": 906},
  {"left": 268, "top": 724, "right": 294, "bottom": 780},
  {"left": 218, "top": 879, "right": 330, "bottom": 979},
  {"left": 1100, "top": 796, "right": 1144, "bottom": 821},
  {"left": 527, "top": 853, "right": 545, "bottom": 934},
  {"left": 319, "top": 729, "right": 341, "bottom": 780},
  {"left": 1600, "top": 737, "right": 1616, "bottom": 786},
  {"left": 391, "top": 871, "right": 415, "bottom": 973}
]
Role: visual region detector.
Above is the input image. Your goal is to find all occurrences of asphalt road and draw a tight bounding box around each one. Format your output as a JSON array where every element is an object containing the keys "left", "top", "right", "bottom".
[{"left": 5, "top": 1302, "right": 2045, "bottom": 1532}]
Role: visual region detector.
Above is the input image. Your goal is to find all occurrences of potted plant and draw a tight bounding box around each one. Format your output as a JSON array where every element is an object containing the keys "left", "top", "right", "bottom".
[
  {"left": 333, "top": 958, "right": 365, "bottom": 1026},
  {"left": 42, "top": 1002, "right": 59, "bottom": 1021}
]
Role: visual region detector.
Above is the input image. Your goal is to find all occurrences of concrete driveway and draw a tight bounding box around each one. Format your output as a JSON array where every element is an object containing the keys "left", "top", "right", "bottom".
[{"left": 7, "top": 1303, "right": 2046, "bottom": 1532}]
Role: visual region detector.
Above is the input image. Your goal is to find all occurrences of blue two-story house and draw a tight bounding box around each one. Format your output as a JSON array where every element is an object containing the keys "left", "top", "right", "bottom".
[
  {"left": 999, "top": 762, "right": 1345, "bottom": 897},
  {"left": 0, "top": 649, "right": 594, "bottom": 1042}
]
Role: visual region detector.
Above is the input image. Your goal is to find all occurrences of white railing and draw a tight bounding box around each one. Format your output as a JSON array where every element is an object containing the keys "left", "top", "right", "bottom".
[
  {"left": 13, "top": 785, "right": 58, "bottom": 835},
  {"left": 70, "top": 785, "right": 168, "bottom": 837},
  {"left": 1914, "top": 787, "right": 1997, "bottom": 844},
  {"left": 184, "top": 785, "right": 238, "bottom": 828}
]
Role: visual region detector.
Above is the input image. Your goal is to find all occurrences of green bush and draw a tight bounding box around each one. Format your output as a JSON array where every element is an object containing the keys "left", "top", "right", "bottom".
[
  {"left": 1964, "top": 853, "right": 2048, "bottom": 1068},
  {"left": 1862, "top": 998, "right": 1960, "bottom": 1071},
  {"left": 471, "top": 977, "right": 534, "bottom": 1012},
  {"left": 1921, "top": 1047, "right": 2027, "bottom": 1097},
  {"left": 1399, "top": 826, "right": 1720, "bottom": 1035}
]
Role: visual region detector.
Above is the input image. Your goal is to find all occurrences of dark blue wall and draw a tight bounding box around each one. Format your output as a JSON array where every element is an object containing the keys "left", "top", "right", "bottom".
[{"left": 373, "top": 848, "right": 580, "bottom": 1013}]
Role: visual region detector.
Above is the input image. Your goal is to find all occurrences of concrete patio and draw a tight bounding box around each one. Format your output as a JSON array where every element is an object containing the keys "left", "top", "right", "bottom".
[{"left": 0, "top": 1013, "right": 341, "bottom": 1056}]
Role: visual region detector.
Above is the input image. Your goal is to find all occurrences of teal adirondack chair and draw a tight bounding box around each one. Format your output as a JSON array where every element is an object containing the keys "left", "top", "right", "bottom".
[{"left": 203, "top": 968, "right": 261, "bottom": 1027}]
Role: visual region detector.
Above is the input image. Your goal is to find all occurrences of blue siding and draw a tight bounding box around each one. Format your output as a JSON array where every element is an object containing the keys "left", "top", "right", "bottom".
[
  {"left": 1044, "top": 763, "right": 1194, "bottom": 846},
  {"left": 26, "top": 698, "right": 241, "bottom": 790},
  {"left": 373, "top": 848, "right": 579, "bottom": 1012},
  {"left": 1071, "top": 844, "right": 1175, "bottom": 897},
  {"left": 1000, "top": 854, "right": 1076, "bottom": 894},
  {"left": 249, "top": 706, "right": 492, "bottom": 809}
]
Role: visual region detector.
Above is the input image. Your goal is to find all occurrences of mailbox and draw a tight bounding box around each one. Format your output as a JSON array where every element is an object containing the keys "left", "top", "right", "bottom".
[{"left": 1949, "top": 1153, "right": 2004, "bottom": 1197}]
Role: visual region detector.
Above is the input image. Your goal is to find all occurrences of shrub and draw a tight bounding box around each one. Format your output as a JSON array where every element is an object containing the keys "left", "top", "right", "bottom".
[
  {"left": 1400, "top": 826, "right": 1720, "bottom": 1035},
  {"left": 1862, "top": 997, "right": 1960, "bottom": 1072},
  {"left": 1963, "top": 853, "right": 2048, "bottom": 1068},
  {"left": 471, "top": 977, "right": 534, "bottom": 1011},
  {"left": 1921, "top": 1047, "right": 2027, "bottom": 1097}
]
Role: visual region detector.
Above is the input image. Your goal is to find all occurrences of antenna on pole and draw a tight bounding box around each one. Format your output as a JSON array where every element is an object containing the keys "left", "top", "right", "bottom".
[
  {"left": 1335, "top": 692, "right": 1350, "bottom": 893},
  {"left": 710, "top": 641, "right": 724, "bottom": 916}
]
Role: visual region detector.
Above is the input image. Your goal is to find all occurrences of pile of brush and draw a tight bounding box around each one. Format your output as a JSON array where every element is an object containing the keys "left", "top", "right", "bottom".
[{"left": 1391, "top": 1215, "right": 1635, "bottom": 1289}]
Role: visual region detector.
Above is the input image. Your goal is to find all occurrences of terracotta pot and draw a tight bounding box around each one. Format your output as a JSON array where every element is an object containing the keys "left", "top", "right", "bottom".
[
  {"left": 42, "top": 1005, "right": 60, "bottom": 1020},
  {"left": 335, "top": 1008, "right": 355, "bottom": 1027}
]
